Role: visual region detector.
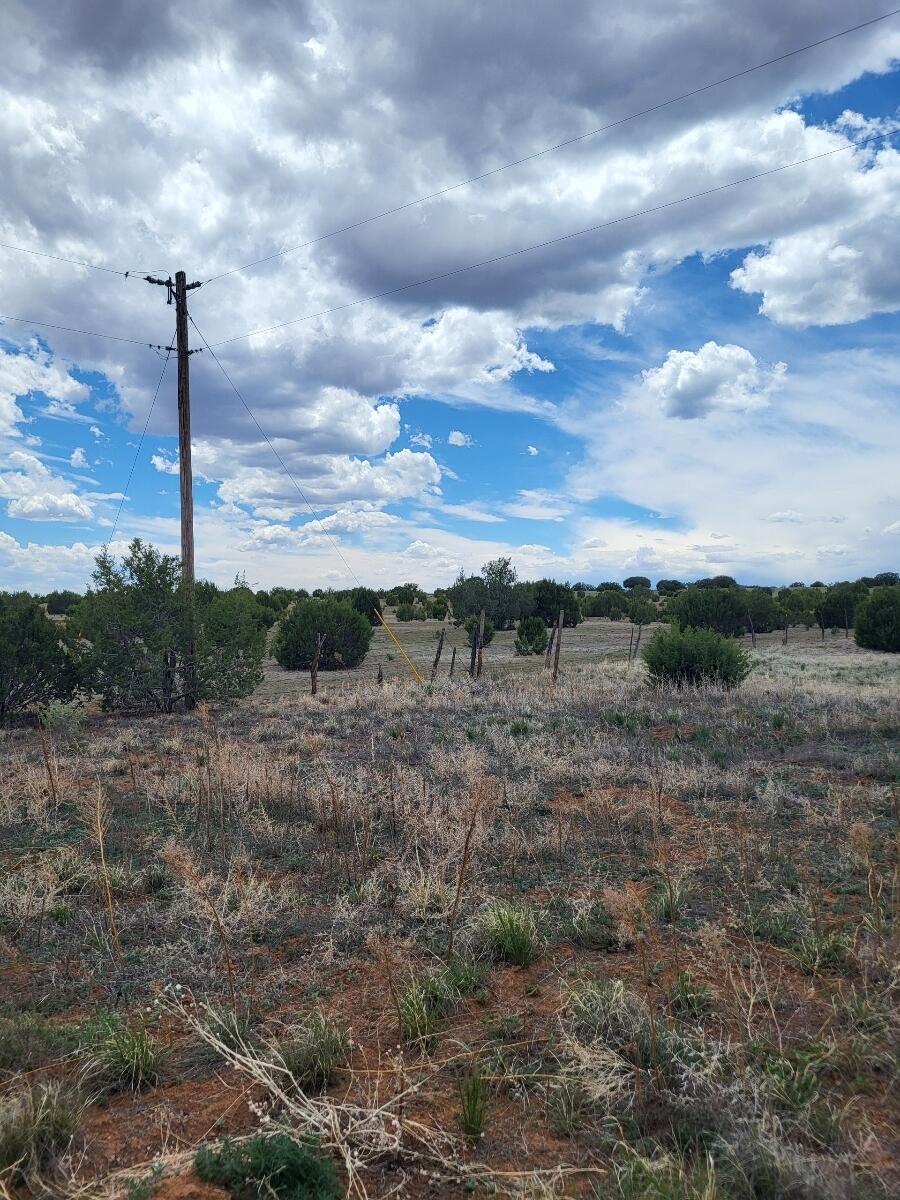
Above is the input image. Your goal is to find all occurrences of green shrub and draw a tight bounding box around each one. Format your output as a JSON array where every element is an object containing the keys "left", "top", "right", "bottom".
[
  {"left": 395, "top": 602, "right": 426, "bottom": 621},
  {"left": 44, "top": 589, "right": 82, "bottom": 616},
  {"left": 464, "top": 614, "right": 495, "bottom": 648},
  {"left": 274, "top": 598, "right": 372, "bottom": 670},
  {"left": 194, "top": 1134, "right": 341, "bottom": 1200},
  {"left": 349, "top": 587, "right": 382, "bottom": 625},
  {"left": 514, "top": 615, "right": 548, "bottom": 655},
  {"left": 0, "top": 591, "right": 87, "bottom": 721},
  {"left": 665, "top": 585, "right": 748, "bottom": 636},
  {"left": 642, "top": 626, "right": 751, "bottom": 689},
  {"left": 854, "top": 585, "right": 900, "bottom": 652}
]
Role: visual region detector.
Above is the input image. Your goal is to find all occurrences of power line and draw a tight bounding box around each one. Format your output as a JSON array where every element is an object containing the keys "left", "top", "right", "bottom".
[
  {"left": 187, "top": 312, "right": 424, "bottom": 682},
  {"left": 209, "top": 128, "right": 895, "bottom": 348},
  {"left": 0, "top": 312, "right": 159, "bottom": 348},
  {"left": 105, "top": 342, "right": 173, "bottom": 548},
  {"left": 0, "top": 239, "right": 163, "bottom": 279},
  {"left": 203, "top": 8, "right": 900, "bottom": 286}
]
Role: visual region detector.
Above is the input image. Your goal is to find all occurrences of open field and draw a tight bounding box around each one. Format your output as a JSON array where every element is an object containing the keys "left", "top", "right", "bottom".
[{"left": 1, "top": 625, "right": 898, "bottom": 1199}]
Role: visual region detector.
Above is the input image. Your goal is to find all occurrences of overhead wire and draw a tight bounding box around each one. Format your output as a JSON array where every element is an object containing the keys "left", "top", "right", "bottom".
[
  {"left": 105, "top": 340, "right": 173, "bottom": 549},
  {"left": 0, "top": 239, "right": 164, "bottom": 279},
  {"left": 187, "top": 311, "right": 424, "bottom": 683},
  {"left": 202, "top": 8, "right": 900, "bottom": 285},
  {"left": 0, "top": 312, "right": 162, "bottom": 348},
  {"left": 208, "top": 128, "right": 895, "bottom": 347}
]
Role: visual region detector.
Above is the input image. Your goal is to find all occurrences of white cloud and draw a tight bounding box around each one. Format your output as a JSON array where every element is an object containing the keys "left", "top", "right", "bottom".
[
  {"left": 447, "top": 430, "right": 474, "bottom": 447},
  {"left": 502, "top": 489, "right": 571, "bottom": 521},
  {"left": 766, "top": 510, "right": 806, "bottom": 524},
  {"left": 89, "top": 424, "right": 106, "bottom": 440},
  {"left": 8, "top": 491, "right": 93, "bottom": 521},
  {"left": 0, "top": 344, "right": 88, "bottom": 438},
  {"left": 69, "top": 446, "right": 88, "bottom": 468},
  {"left": 883, "top": 520, "right": 900, "bottom": 535},
  {"left": 526, "top": 445, "right": 539, "bottom": 456},
  {"left": 409, "top": 432, "right": 432, "bottom": 449},
  {"left": 439, "top": 502, "right": 504, "bottom": 524},
  {"left": 641, "top": 342, "right": 786, "bottom": 419},
  {"left": 151, "top": 452, "right": 180, "bottom": 475}
]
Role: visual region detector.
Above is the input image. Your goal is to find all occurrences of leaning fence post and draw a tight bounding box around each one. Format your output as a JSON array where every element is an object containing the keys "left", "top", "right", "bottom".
[
  {"left": 552, "top": 608, "right": 563, "bottom": 682},
  {"left": 544, "top": 619, "right": 556, "bottom": 669},
  {"left": 449, "top": 645, "right": 457, "bottom": 679},
  {"left": 431, "top": 627, "right": 445, "bottom": 683}
]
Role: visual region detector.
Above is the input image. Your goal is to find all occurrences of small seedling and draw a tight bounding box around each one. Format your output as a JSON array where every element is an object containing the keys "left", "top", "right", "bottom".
[{"left": 457, "top": 1063, "right": 489, "bottom": 1138}]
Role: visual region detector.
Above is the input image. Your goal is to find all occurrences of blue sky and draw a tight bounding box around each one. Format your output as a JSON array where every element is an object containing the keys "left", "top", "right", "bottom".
[{"left": 1, "top": 1, "right": 899, "bottom": 592}]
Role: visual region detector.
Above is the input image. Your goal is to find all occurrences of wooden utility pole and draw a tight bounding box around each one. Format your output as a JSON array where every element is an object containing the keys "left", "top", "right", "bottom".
[
  {"left": 146, "top": 269, "right": 202, "bottom": 707},
  {"left": 174, "top": 270, "right": 199, "bottom": 585}
]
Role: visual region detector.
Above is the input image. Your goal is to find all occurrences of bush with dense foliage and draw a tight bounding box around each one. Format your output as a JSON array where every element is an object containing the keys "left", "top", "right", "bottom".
[
  {"left": 583, "top": 590, "right": 627, "bottom": 619},
  {"left": 642, "top": 625, "right": 751, "bottom": 689},
  {"left": 854, "top": 585, "right": 900, "bottom": 652},
  {"left": 395, "top": 602, "right": 427, "bottom": 621},
  {"left": 274, "top": 597, "right": 373, "bottom": 670},
  {"left": 623, "top": 575, "right": 651, "bottom": 590},
  {"left": 43, "top": 589, "right": 82, "bottom": 615},
  {"left": 195, "top": 1133, "right": 341, "bottom": 1200},
  {"left": 74, "top": 541, "right": 264, "bottom": 712},
  {"left": 532, "top": 579, "right": 582, "bottom": 627},
  {"left": 0, "top": 592, "right": 87, "bottom": 721},
  {"left": 349, "top": 586, "right": 382, "bottom": 625},
  {"left": 655, "top": 579, "right": 685, "bottom": 597},
  {"left": 514, "top": 615, "right": 548, "bottom": 655}
]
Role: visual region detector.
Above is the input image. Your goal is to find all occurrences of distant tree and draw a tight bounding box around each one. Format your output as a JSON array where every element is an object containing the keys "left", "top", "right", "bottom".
[
  {"left": 532, "top": 579, "right": 582, "bottom": 627},
  {"left": 395, "top": 602, "right": 426, "bottom": 621},
  {"left": 623, "top": 576, "right": 651, "bottom": 590},
  {"left": 817, "top": 581, "right": 868, "bottom": 636},
  {"left": 596, "top": 581, "right": 624, "bottom": 592},
  {"left": 854, "top": 586, "right": 900, "bottom": 652},
  {"left": 627, "top": 595, "right": 657, "bottom": 661},
  {"left": 695, "top": 575, "right": 738, "bottom": 590},
  {"left": 386, "top": 582, "right": 425, "bottom": 606},
  {"left": 349, "top": 587, "right": 382, "bottom": 625},
  {"left": 446, "top": 571, "right": 489, "bottom": 625},
  {"left": 514, "top": 615, "right": 548, "bottom": 656},
  {"left": 44, "top": 589, "right": 82, "bottom": 616},
  {"left": 873, "top": 572, "right": 900, "bottom": 587},
  {"left": 0, "top": 592, "right": 87, "bottom": 721},
  {"left": 655, "top": 579, "right": 685, "bottom": 597},
  {"left": 584, "top": 590, "right": 628, "bottom": 619},
  {"left": 810, "top": 581, "right": 826, "bottom": 589},
  {"left": 481, "top": 556, "right": 519, "bottom": 629},
  {"left": 666, "top": 585, "right": 746, "bottom": 637},
  {"left": 76, "top": 540, "right": 263, "bottom": 712},
  {"left": 274, "top": 597, "right": 373, "bottom": 670},
  {"left": 428, "top": 596, "right": 449, "bottom": 621},
  {"left": 742, "top": 587, "right": 781, "bottom": 644}
]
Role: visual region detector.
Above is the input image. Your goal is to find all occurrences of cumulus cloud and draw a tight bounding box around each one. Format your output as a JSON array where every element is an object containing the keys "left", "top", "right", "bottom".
[
  {"left": 883, "top": 520, "right": 900, "bottom": 535},
  {"left": 69, "top": 446, "right": 88, "bottom": 468},
  {"left": 527, "top": 445, "right": 539, "bottom": 456},
  {"left": 447, "top": 430, "right": 474, "bottom": 447},
  {"left": 641, "top": 341, "right": 786, "bottom": 419},
  {"left": 8, "top": 492, "right": 93, "bottom": 521}
]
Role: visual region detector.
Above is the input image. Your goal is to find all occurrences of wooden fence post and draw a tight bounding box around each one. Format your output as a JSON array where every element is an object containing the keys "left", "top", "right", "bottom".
[
  {"left": 476, "top": 609, "right": 486, "bottom": 679},
  {"left": 552, "top": 608, "right": 563, "bottom": 682},
  {"left": 449, "top": 645, "right": 457, "bottom": 679},
  {"left": 544, "top": 620, "right": 556, "bottom": 669},
  {"left": 377, "top": 661, "right": 384, "bottom": 686},
  {"left": 431, "top": 627, "right": 445, "bottom": 683}
]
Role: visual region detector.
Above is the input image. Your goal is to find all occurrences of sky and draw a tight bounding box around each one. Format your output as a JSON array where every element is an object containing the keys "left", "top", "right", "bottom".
[{"left": 1, "top": 0, "right": 899, "bottom": 594}]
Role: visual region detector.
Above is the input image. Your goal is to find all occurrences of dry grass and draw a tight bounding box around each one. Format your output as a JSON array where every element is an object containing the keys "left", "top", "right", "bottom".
[{"left": 0, "top": 625, "right": 897, "bottom": 1197}]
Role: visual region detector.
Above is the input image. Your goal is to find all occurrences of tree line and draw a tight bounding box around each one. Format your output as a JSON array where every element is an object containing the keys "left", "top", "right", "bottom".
[{"left": 1, "top": 544, "right": 898, "bottom": 720}]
